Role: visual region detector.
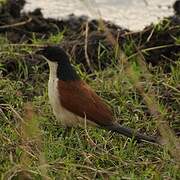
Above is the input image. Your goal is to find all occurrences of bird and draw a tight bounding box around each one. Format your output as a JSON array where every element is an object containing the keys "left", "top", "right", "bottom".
[{"left": 38, "top": 45, "right": 158, "bottom": 144}]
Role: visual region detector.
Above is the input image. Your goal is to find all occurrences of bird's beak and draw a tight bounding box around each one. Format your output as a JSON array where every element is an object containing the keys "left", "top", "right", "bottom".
[
  {"left": 34, "top": 48, "right": 46, "bottom": 61},
  {"left": 34, "top": 48, "right": 50, "bottom": 62}
]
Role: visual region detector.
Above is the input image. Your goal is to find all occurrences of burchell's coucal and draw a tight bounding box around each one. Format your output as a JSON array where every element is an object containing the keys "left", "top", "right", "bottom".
[{"left": 38, "top": 45, "right": 158, "bottom": 144}]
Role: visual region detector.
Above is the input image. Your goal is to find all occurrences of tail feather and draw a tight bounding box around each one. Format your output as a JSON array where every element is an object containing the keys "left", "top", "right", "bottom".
[{"left": 103, "top": 122, "right": 158, "bottom": 144}]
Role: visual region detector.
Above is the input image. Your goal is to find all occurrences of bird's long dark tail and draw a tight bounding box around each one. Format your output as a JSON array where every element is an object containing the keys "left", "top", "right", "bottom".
[{"left": 103, "top": 122, "right": 158, "bottom": 144}]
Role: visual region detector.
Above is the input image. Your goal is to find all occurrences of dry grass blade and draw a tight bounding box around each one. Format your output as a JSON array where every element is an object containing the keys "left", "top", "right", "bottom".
[
  {"left": 84, "top": 22, "right": 94, "bottom": 72},
  {"left": 22, "top": 103, "right": 50, "bottom": 179},
  {"left": 0, "top": 17, "right": 32, "bottom": 29}
]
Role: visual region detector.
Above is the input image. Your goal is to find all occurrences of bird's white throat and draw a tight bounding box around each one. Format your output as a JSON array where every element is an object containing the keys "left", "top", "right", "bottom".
[
  {"left": 47, "top": 60, "right": 60, "bottom": 118},
  {"left": 47, "top": 60, "right": 58, "bottom": 80}
]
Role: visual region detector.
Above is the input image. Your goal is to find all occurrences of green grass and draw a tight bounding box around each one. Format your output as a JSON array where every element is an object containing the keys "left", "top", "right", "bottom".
[{"left": 0, "top": 33, "right": 180, "bottom": 179}]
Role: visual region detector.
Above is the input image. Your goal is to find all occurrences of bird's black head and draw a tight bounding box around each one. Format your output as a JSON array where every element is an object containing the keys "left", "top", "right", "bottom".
[
  {"left": 38, "top": 45, "right": 80, "bottom": 81},
  {"left": 39, "top": 46, "right": 69, "bottom": 63},
  {"left": 173, "top": 0, "right": 180, "bottom": 15}
]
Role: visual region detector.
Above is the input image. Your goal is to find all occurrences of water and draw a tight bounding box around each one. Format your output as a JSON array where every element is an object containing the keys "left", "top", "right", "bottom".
[{"left": 23, "top": 0, "right": 176, "bottom": 31}]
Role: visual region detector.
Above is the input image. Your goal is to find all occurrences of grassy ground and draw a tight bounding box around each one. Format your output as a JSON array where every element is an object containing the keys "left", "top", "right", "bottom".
[{"left": 0, "top": 27, "right": 180, "bottom": 179}]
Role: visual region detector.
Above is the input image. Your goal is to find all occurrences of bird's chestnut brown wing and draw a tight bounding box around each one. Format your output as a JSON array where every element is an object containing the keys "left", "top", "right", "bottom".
[{"left": 58, "top": 80, "right": 115, "bottom": 126}]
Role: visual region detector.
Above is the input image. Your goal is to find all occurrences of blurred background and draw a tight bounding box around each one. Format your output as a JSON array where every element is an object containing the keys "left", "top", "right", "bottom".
[{"left": 24, "top": 0, "right": 176, "bottom": 30}]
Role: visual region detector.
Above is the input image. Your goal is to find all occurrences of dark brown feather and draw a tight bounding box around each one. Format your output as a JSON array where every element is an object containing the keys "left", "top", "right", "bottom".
[{"left": 58, "top": 80, "right": 115, "bottom": 126}]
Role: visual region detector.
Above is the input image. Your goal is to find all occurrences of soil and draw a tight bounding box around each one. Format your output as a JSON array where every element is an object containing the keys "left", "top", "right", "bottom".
[{"left": 0, "top": 0, "right": 180, "bottom": 72}]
